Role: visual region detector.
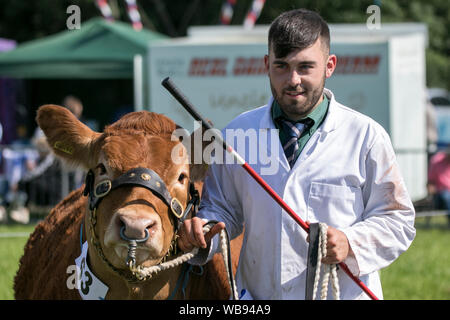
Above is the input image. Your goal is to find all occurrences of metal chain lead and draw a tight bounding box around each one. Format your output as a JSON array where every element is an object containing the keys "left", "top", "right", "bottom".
[{"left": 119, "top": 226, "right": 150, "bottom": 270}]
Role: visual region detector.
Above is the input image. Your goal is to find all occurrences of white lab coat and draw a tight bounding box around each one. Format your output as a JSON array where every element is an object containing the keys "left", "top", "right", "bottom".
[{"left": 193, "top": 88, "right": 416, "bottom": 300}]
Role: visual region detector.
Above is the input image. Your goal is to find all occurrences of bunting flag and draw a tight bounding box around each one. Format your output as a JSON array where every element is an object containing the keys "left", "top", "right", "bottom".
[
  {"left": 95, "top": 0, "right": 114, "bottom": 21},
  {"left": 220, "top": 0, "right": 237, "bottom": 25},
  {"left": 243, "top": 0, "right": 266, "bottom": 29},
  {"left": 124, "top": 0, "right": 143, "bottom": 31}
]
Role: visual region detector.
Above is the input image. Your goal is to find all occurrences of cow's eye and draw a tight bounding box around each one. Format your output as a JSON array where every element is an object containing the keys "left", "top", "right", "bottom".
[
  {"left": 178, "top": 173, "right": 187, "bottom": 183},
  {"left": 95, "top": 163, "right": 107, "bottom": 175}
]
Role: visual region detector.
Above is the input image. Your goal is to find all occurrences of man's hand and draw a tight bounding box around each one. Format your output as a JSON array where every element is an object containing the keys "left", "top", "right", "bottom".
[
  {"left": 177, "top": 217, "right": 226, "bottom": 252},
  {"left": 321, "top": 225, "right": 353, "bottom": 265}
]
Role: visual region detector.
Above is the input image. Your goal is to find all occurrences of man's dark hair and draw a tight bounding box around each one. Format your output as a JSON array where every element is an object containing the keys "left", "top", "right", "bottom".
[{"left": 268, "top": 9, "right": 330, "bottom": 58}]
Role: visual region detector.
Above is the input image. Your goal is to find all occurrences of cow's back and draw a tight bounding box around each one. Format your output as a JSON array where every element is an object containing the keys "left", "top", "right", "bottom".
[{"left": 14, "top": 188, "right": 86, "bottom": 299}]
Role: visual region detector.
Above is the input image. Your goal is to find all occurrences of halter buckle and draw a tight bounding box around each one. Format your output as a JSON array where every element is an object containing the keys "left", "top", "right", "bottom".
[
  {"left": 94, "top": 180, "right": 112, "bottom": 198},
  {"left": 170, "top": 198, "right": 184, "bottom": 219}
]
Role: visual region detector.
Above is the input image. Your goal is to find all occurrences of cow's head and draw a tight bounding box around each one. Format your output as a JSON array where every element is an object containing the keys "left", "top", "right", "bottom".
[{"left": 36, "top": 105, "right": 207, "bottom": 277}]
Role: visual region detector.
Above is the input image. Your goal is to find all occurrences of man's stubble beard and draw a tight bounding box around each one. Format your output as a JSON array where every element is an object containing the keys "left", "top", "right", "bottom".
[{"left": 270, "top": 72, "right": 326, "bottom": 120}]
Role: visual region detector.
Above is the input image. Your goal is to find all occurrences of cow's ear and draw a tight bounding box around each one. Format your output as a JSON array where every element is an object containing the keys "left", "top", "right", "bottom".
[{"left": 36, "top": 104, "right": 101, "bottom": 169}]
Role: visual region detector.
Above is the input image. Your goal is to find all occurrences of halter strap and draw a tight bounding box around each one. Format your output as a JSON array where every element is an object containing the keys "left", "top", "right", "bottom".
[
  {"left": 84, "top": 167, "right": 198, "bottom": 227},
  {"left": 82, "top": 166, "right": 201, "bottom": 283}
]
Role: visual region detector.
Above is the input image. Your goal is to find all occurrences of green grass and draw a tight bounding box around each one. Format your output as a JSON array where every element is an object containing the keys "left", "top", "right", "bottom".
[
  {"left": 0, "top": 216, "right": 449, "bottom": 300},
  {"left": 380, "top": 215, "right": 450, "bottom": 300},
  {"left": 0, "top": 223, "right": 36, "bottom": 300}
]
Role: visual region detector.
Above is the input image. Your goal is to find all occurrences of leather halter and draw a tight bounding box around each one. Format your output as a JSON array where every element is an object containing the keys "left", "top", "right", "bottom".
[
  {"left": 81, "top": 166, "right": 199, "bottom": 283},
  {"left": 83, "top": 167, "right": 199, "bottom": 230}
]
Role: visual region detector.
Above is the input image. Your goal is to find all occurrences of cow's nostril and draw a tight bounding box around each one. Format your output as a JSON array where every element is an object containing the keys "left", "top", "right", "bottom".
[
  {"left": 120, "top": 226, "right": 149, "bottom": 243},
  {"left": 146, "top": 220, "right": 156, "bottom": 230},
  {"left": 118, "top": 215, "right": 156, "bottom": 241}
]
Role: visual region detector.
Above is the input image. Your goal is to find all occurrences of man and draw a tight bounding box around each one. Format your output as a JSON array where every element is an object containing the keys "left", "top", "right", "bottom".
[{"left": 178, "top": 9, "right": 416, "bottom": 299}]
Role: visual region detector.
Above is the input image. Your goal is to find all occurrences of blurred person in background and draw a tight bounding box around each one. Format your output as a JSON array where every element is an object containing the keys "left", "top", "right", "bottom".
[
  {"left": 0, "top": 124, "right": 38, "bottom": 223},
  {"left": 33, "top": 94, "right": 86, "bottom": 190},
  {"left": 0, "top": 122, "right": 5, "bottom": 222},
  {"left": 62, "top": 95, "right": 86, "bottom": 189},
  {"left": 18, "top": 132, "right": 60, "bottom": 209},
  {"left": 63, "top": 95, "right": 84, "bottom": 121},
  {"left": 427, "top": 146, "right": 450, "bottom": 227},
  {"left": 1, "top": 124, "right": 38, "bottom": 224},
  {"left": 32, "top": 94, "right": 84, "bottom": 141},
  {"left": 63, "top": 94, "right": 99, "bottom": 131},
  {"left": 426, "top": 98, "right": 438, "bottom": 159}
]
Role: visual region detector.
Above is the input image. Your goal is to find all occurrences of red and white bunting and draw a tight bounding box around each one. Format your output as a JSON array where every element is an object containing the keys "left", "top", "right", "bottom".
[
  {"left": 220, "top": 0, "right": 237, "bottom": 25},
  {"left": 95, "top": 0, "right": 114, "bottom": 21},
  {"left": 243, "top": 0, "right": 266, "bottom": 29},
  {"left": 124, "top": 0, "right": 143, "bottom": 31}
]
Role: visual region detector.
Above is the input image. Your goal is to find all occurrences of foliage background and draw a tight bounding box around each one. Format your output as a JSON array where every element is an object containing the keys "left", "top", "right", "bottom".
[{"left": 0, "top": 0, "right": 448, "bottom": 89}]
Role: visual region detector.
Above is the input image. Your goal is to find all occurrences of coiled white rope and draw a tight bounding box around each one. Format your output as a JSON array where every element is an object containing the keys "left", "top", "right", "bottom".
[
  {"left": 218, "top": 225, "right": 239, "bottom": 300},
  {"left": 312, "top": 222, "right": 340, "bottom": 300},
  {"left": 128, "top": 224, "right": 239, "bottom": 299}
]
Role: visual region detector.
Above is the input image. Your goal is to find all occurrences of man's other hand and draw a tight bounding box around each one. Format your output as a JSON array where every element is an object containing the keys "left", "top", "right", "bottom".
[{"left": 177, "top": 217, "right": 226, "bottom": 252}]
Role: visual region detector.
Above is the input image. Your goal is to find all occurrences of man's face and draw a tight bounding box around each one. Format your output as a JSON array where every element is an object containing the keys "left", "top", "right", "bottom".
[{"left": 264, "top": 38, "right": 336, "bottom": 120}]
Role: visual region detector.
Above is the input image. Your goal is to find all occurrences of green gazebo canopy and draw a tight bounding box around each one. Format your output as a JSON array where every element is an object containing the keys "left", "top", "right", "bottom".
[{"left": 0, "top": 18, "right": 167, "bottom": 78}]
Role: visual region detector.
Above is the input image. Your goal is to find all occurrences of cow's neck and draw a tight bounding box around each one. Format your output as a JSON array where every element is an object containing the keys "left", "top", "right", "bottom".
[{"left": 128, "top": 266, "right": 186, "bottom": 299}]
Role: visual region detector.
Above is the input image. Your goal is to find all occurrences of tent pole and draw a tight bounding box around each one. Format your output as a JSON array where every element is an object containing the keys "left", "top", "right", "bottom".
[{"left": 133, "top": 54, "right": 143, "bottom": 111}]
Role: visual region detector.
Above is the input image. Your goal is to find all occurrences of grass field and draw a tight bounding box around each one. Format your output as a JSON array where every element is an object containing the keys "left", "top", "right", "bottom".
[
  {"left": 0, "top": 223, "right": 35, "bottom": 300},
  {"left": 0, "top": 216, "right": 449, "bottom": 300},
  {"left": 380, "top": 215, "right": 450, "bottom": 300}
]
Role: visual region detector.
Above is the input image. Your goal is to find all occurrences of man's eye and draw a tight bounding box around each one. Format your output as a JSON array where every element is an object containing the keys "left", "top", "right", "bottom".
[{"left": 274, "top": 65, "right": 288, "bottom": 72}]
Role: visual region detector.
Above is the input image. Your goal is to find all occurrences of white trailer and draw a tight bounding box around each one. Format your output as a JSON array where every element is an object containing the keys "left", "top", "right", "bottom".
[{"left": 147, "top": 23, "right": 428, "bottom": 201}]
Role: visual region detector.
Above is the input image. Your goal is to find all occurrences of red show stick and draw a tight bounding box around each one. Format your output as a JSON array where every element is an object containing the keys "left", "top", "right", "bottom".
[{"left": 162, "top": 77, "right": 379, "bottom": 300}]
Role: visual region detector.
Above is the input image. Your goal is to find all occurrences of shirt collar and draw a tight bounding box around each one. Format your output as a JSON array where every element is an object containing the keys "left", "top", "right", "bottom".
[
  {"left": 271, "top": 94, "right": 329, "bottom": 129},
  {"left": 260, "top": 89, "right": 339, "bottom": 133}
]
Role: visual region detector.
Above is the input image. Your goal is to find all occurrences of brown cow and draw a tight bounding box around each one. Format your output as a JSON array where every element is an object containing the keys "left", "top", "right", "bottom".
[{"left": 14, "top": 105, "right": 242, "bottom": 299}]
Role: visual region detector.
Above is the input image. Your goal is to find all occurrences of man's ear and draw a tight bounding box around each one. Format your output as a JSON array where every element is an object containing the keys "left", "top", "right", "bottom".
[
  {"left": 326, "top": 54, "right": 337, "bottom": 78},
  {"left": 264, "top": 54, "right": 270, "bottom": 73},
  {"left": 36, "top": 104, "right": 102, "bottom": 169}
]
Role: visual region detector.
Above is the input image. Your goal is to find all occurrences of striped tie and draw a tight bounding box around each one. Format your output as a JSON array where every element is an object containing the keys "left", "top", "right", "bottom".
[{"left": 281, "top": 120, "right": 307, "bottom": 168}]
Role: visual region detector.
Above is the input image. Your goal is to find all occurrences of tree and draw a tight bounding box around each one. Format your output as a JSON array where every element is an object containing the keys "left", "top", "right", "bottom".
[{"left": 0, "top": 0, "right": 447, "bottom": 89}]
